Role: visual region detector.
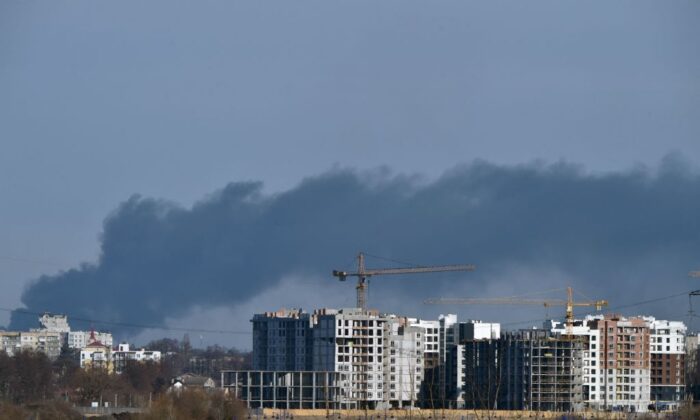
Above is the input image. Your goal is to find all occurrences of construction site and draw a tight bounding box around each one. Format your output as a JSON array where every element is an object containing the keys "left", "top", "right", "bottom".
[{"left": 221, "top": 252, "right": 695, "bottom": 416}]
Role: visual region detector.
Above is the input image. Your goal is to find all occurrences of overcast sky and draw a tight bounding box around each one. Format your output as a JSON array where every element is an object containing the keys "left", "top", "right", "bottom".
[{"left": 1, "top": 1, "right": 698, "bottom": 348}]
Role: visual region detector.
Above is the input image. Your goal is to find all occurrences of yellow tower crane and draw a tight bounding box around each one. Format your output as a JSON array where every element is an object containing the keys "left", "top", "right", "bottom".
[
  {"left": 332, "top": 252, "right": 476, "bottom": 311},
  {"left": 424, "top": 286, "right": 608, "bottom": 335}
]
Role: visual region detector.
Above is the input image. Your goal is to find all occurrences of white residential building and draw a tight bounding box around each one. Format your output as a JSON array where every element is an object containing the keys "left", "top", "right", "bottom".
[
  {"left": 312, "top": 308, "right": 389, "bottom": 408},
  {"left": 113, "top": 343, "right": 162, "bottom": 373},
  {"left": 409, "top": 318, "right": 440, "bottom": 368},
  {"left": 68, "top": 331, "right": 114, "bottom": 350},
  {"left": 384, "top": 319, "right": 423, "bottom": 407}
]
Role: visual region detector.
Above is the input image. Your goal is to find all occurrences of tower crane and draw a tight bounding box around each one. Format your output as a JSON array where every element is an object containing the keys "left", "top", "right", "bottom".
[
  {"left": 424, "top": 286, "right": 608, "bottom": 335},
  {"left": 332, "top": 252, "right": 476, "bottom": 311}
]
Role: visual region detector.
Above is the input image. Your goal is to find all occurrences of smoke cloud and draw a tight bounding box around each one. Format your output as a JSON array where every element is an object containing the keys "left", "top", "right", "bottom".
[{"left": 11, "top": 156, "right": 700, "bottom": 337}]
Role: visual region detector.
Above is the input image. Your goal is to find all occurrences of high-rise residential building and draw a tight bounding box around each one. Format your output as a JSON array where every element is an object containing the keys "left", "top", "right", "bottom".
[
  {"left": 311, "top": 308, "right": 389, "bottom": 407},
  {"left": 385, "top": 319, "right": 423, "bottom": 406},
  {"left": 458, "top": 330, "right": 585, "bottom": 412},
  {"left": 442, "top": 320, "right": 502, "bottom": 408},
  {"left": 587, "top": 315, "right": 651, "bottom": 412},
  {"left": 251, "top": 308, "right": 313, "bottom": 371},
  {"left": 249, "top": 307, "right": 426, "bottom": 409},
  {"left": 646, "top": 318, "right": 686, "bottom": 408},
  {"left": 545, "top": 319, "right": 602, "bottom": 407},
  {"left": 547, "top": 314, "right": 652, "bottom": 412}
]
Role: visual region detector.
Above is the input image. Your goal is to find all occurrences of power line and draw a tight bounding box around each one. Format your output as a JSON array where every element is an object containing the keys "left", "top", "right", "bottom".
[{"left": 0, "top": 306, "right": 251, "bottom": 335}]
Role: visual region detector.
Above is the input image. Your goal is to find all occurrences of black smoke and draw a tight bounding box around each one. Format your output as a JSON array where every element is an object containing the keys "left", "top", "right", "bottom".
[{"left": 10, "top": 157, "right": 700, "bottom": 335}]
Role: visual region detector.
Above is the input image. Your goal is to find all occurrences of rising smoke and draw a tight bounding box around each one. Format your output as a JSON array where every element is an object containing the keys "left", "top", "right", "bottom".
[{"left": 10, "top": 156, "right": 700, "bottom": 336}]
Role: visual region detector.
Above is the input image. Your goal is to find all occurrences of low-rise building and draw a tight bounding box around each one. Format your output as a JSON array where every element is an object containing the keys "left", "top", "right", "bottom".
[
  {"left": 169, "top": 373, "right": 216, "bottom": 393},
  {"left": 80, "top": 332, "right": 113, "bottom": 373},
  {"left": 113, "top": 343, "right": 162, "bottom": 374}
]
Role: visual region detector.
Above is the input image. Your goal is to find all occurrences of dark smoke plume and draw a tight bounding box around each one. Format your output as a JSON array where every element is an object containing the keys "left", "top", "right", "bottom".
[{"left": 11, "top": 157, "right": 700, "bottom": 335}]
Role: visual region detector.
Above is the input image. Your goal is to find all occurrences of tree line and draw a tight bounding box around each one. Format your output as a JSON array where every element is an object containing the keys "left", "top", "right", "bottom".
[{"left": 0, "top": 337, "right": 251, "bottom": 419}]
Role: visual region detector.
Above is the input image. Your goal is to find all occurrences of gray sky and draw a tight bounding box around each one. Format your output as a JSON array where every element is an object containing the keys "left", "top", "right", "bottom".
[{"left": 1, "top": 1, "right": 698, "bottom": 346}]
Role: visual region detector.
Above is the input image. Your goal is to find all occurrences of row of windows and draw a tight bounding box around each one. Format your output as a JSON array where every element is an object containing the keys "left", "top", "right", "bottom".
[
  {"left": 651, "top": 336, "right": 682, "bottom": 343},
  {"left": 337, "top": 319, "right": 384, "bottom": 327},
  {"left": 337, "top": 329, "right": 383, "bottom": 336}
]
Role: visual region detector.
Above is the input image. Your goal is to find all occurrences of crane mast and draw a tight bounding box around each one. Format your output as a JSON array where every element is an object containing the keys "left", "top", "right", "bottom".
[{"left": 332, "top": 252, "right": 475, "bottom": 311}]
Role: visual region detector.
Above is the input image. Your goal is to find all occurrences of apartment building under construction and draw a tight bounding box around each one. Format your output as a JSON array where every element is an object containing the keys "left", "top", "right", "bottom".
[
  {"left": 458, "top": 330, "right": 585, "bottom": 412},
  {"left": 248, "top": 308, "right": 423, "bottom": 409}
]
